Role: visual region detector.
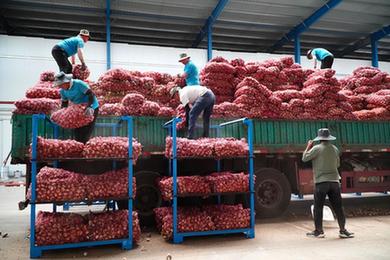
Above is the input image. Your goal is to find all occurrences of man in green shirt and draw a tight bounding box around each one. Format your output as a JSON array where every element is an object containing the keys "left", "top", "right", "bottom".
[{"left": 302, "top": 128, "right": 354, "bottom": 239}]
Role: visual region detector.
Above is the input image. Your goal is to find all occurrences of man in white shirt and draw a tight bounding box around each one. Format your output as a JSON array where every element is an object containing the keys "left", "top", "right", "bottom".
[{"left": 170, "top": 85, "right": 215, "bottom": 139}]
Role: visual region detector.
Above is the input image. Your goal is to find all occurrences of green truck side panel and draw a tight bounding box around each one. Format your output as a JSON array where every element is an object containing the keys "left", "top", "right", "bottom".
[{"left": 10, "top": 114, "right": 390, "bottom": 163}]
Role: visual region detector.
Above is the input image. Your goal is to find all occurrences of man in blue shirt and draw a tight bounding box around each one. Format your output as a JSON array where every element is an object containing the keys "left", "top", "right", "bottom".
[
  {"left": 53, "top": 72, "right": 99, "bottom": 143},
  {"left": 178, "top": 53, "right": 200, "bottom": 86},
  {"left": 52, "top": 29, "right": 90, "bottom": 74},
  {"left": 307, "top": 48, "right": 334, "bottom": 69}
]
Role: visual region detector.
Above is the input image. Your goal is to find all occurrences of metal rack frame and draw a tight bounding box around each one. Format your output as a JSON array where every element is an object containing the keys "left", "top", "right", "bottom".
[
  {"left": 163, "top": 117, "right": 255, "bottom": 243},
  {"left": 29, "top": 114, "right": 134, "bottom": 258}
]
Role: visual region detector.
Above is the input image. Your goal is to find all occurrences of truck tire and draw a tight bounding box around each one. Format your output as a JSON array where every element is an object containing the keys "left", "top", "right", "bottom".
[
  {"left": 254, "top": 168, "right": 291, "bottom": 218},
  {"left": 134, "top": 171, "right": 162, "bottom": 225}
]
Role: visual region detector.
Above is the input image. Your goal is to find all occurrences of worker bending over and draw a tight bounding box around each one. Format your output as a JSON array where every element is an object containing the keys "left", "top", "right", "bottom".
[
  {"left": 178, "top": 53, "right": 200, "bottom": 86},
  {"left": 307, "top": 48, "right": 334, "bottom": 69},
  {"left": 53, "top": 72, "right": 99, "bottom": 143},
  {"left": 170, "top": 85, "right": 215, "bottom": 139},
  {"left": 52, "top": 29, "right": 90, "bottom": 74},
  {"left": 302, "top": 128, "right": 354, "bottom": 239}
]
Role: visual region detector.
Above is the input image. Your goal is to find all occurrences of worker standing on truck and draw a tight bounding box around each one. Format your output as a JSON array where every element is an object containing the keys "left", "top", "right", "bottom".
[
  {"left": 302, "top": 128, "right": 354, "bottom": 239},
  {"left": 307, "top": 48, "right": 334, "bottom": 69},
  {"left": 51, "top": 29, "right": 90, "bottom": 74},
  {"left": 53, "top": 72, "right": 99, "bottom": 144},
  {"left": 170, "top": 85, "right": 215, "bottom": 139},
  {"left": 178, "top": 53, "right": 200, "bottom": 86}
]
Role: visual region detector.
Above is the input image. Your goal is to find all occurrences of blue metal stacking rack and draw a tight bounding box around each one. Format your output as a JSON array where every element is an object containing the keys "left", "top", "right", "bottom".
[
  {"left": 164, "top": 117, "right": 255, "bottom": 244},
  {"left": 29, "top": 114, "right": 135, "bottom": 258},
  {"left": 61, "top": 119, "right": 123, "bottom": 211}
]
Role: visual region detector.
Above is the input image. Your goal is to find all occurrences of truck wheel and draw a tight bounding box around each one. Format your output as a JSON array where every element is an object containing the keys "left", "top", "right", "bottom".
[
  {"left": 134, "top": 171, "right": 162, "bottom": 225},
  {"left": 255, "top": 168, "right": 291, "bottom": 218}
]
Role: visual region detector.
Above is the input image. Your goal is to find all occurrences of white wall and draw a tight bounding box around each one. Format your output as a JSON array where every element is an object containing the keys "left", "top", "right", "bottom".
[
  {"left": 1, "top": 34, "right": 390, "bottom": 173},
  {"left": 2, "top": 35, "right": 390, "bottom": 103}
]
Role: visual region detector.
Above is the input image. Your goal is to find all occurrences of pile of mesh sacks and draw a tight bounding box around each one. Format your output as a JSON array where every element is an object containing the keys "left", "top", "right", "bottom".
[
  {"left": 14, "top": 71, "right": 60, "bottom": 114},
  {"left": 340, "top": 67, "right": 390, "bottom": 120},
  {"left": 95, "top": 68, "right": 181, "bottom": 117},
  {"left": 13, "top": 58, "right": 390, "bottom": 121}
]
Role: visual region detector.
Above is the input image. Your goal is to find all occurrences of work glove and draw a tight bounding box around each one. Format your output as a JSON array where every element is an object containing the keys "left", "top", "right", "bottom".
[{"left": 84, "top": 107, "right": 94, "bottom": 116}]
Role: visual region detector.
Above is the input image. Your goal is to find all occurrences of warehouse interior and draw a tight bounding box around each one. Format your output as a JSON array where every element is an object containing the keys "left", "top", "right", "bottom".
[{"left": 0, "top": 0, "right": 390, "bottom": 259}]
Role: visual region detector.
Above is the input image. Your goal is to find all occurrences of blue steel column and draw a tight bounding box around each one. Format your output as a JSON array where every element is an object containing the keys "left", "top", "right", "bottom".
[
  {"left": 53, "top": 124, "right": 59, "bottom": 212},
  {"left": 294, "top": 35, "right": 301, "bottom": 64},
  {"left": 207, "top": 21, "right": 212, "bottom": 61},
  {"left": 172, "top": 117, "right": 183, "bottom": 243},
  {"left": 268, "top": 0, "right": 342, "bottom": 53},
  {"left": 371, "top": 36, "right": 379, "bottom": 68},
  {"left": 30, "top": 114, "right": 43, "bottom": 258},
  {"left": 122, "top": 116, "right": 133, "bottom": 250},
  {"left": 192, "top": 0, "right": 229, "bottom": 48},
  {"left": 106, "top": 0, "right": 111, "bottom": 70},
  {"left": 244, "top": 118, "right": 255, "bottom": 239}
]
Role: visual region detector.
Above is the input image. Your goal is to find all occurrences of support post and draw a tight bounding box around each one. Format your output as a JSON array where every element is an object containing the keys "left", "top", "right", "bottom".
[
  {"left": 125, "top": 116, "right": 133, "bottom": 249},
  {"left": 268, "top": 0, "right": 342, "bottom": 53},
  {"left": 245, "top": 118, "right": 255, "bottom": 239},
  {"left": 207, "top": 21, "right": 212, "bottom": 61},
  {"left": 106, "top": 0, "right": 111, "bottom": 70},
  {"left": 294, "top": 35, "right": 301, "bottom": 64},
  {"left": 371, "top": 36, "right": 379, "bottom": 68},
  {"left": 192, "top": 0, "right": 229, "bottom": 47}
]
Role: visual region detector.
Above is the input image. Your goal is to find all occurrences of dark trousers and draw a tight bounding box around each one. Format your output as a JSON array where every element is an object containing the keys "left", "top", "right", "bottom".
[
  {"left": 314, "top": 182, "right": 346, "bottom": 232},
  {"left": 187, "top": 90, "right": 215, "bottom": 139},
  {"left": 74, "top": 108, "right": 99, "bottom": 144},
  {"left": 321, "top": 55, "right": 334, "bottom": 69},
  {"left": 52, "top": 45, "right": 72, "bottom": 73}
]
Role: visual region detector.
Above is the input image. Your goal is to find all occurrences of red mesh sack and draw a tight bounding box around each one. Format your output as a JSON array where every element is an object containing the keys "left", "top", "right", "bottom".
[
  {"left": 14, "top": 98, "right": 59, "bottom": 114},
  {"left": 139, "top": 101, "right": 160, "bottom": 116},
  {"left": 99, "top": 103, "right": 125, "bottom": 116},
  {"left": 51, "top": 104, "right": 94, "bottom": 129},
  {"left": 72, "top": 65, "right": 90, "bottom": 80},
  {"left": 26, "top": 87, "right": 60, "bottom": 99},
  {"left": 31, "top": 137, "right": 84, "bottom": 159},
  {"left": 35, "top": 211, "right": 88, "bottom": 246},
  {"left": 40, "top": 71, "right": 55, "bottom": 82}
]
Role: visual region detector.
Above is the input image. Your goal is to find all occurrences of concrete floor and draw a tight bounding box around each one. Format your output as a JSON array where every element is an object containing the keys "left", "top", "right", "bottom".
[{"left": 1, "top": 187, "right": 390, "bottom": 260}]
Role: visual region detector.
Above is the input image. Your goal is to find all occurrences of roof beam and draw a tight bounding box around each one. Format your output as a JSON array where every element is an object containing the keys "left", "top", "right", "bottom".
[
  {"left": 2, "top": 0, "right": 103, "bottom": 15},
  {"left": 371, "top": 25, "right": 390, "bottom": 42},
  {"left": 267, "top": 0, "right": 342, "bottom": 53},
  {"left": 191, "top": 0, "right": 229, "bottom": 47},
  {"left": 0, "top": 14, "right": 14, "bottom": 34},
  {"left": 336, "top": 25, "right": 390, "bottom": 57},
  {"left": 2, "top": 1, "right": 199, "bottom": 24}
]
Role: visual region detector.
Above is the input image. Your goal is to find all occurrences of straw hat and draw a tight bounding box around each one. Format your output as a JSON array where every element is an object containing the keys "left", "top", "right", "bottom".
[
  {"left": 53, "top": 72, "right": 73, "bottom": 87},
  {"left": 313, "top": 128, "right": 336, "bottom": 141},
  {"left": 178, "top": 53, "right": 190, "bottom": 62},
  {"left": 79, "top": 29, "right": 90, "bottom": 38}
]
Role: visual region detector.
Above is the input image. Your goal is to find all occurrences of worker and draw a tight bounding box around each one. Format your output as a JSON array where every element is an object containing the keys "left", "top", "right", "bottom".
[
  {"left": 302, "top": 128, "right": 354, "bottom": 239},
  {"left": 51, "top": 29, "right": 90, "bottom": 74},
  {"left": 170, "top": 85, "right": 215, "bottom": 139},
  {"left": 178, "top": 53, "right": 200, "bottom": 86},
  {"left": 307, "top": 48, "right": 334, "bottom": 69},
  {"left": 53, "top": 72, "right": 99, "bottom": 144}
]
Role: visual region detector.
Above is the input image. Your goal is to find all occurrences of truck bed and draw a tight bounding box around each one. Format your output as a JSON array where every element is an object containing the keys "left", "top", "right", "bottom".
[{"left": 11, "top": 114, "right": 390, "bottom": 163}]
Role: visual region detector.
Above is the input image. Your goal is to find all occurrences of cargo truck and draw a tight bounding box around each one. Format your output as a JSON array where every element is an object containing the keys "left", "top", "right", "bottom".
[{"left": 10, "top": 114, "right": 390, "bottom": 219}]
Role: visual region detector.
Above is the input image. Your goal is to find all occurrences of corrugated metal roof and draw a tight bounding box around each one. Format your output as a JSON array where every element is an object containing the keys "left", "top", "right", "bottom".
[{"left": 0, "top": 0, "right": 389, "bottom": 60}]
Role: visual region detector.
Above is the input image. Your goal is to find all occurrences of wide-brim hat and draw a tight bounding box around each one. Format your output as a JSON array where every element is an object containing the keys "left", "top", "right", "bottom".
[
  {"left": 313, "top": 128, "right": 336, "bottom": 141},
  {"left": 306, "top": 49, "right": 313, "bottom": 58},
  {"left": 53, "top": 72, "right": 73, "bottom": 87},
  {"left": 79, "top": 29, "right": 90, "bottom": 38},
  {"left": 178, "top": 53, "right": 190, "bottom": 62}
]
